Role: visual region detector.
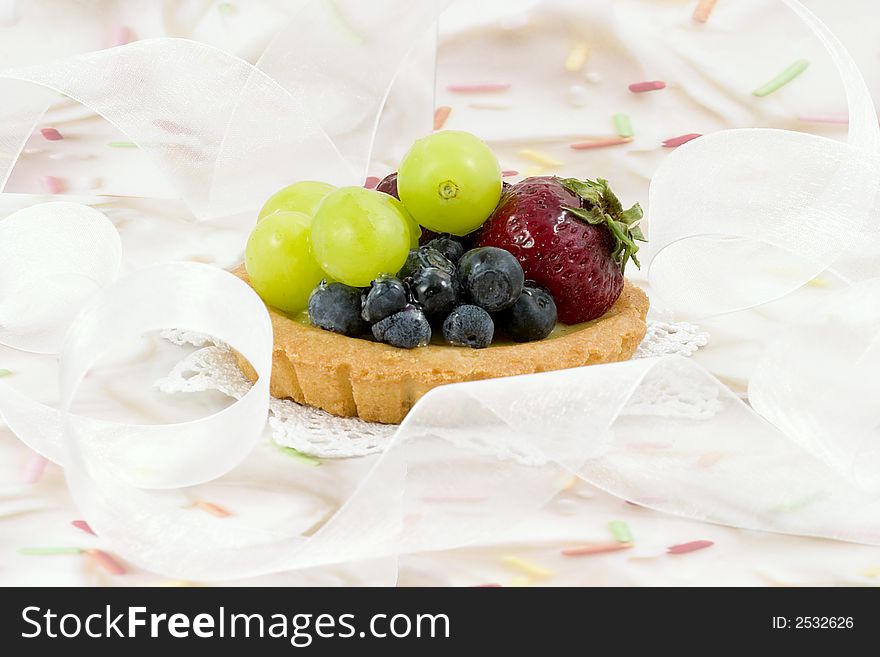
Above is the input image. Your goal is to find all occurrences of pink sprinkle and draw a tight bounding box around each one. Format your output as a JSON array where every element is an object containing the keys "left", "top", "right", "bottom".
[
  {"left": 86, "top": 549, "right": 127, "bottom": 575},
  {"left": 110, "top": 25, "right": 133, "bottom": 47},
  {"left": 40, "top": 127, "right": 64, "bottom": 141},
  {"left": 629, "top": 80, "right": 666, "bottom": 93},
  {"left": 501, "top": 169, "right": 519, "bottom": 177},
  {"left": 570, "top": 136, "right": 632, "bottom": 150},
  {"left": 364, "top": 176, "right": 381, "bottom": 189},
  {"left": 434, "top": 105, "right": 452, "bottom": 130},
  {"left": 797, "top": 113, "right": 849, "bottom": 125},
  {"left": 667, "top": 540, "right": 714, "bottom": 555},
  {"left": 447, "top": 82, "right": 511, "bottom": 93},
  {"left": 41, "top": 175, "right": 65, "bottom": 194},
  {"left": 562, "top": 542, "right": 632, "bottom": 557},
  {"left": 474, "top": 583, "right": 502, "bottom": 587},
  {"left": 22, "top": 453, "right": 48, "bottom": 484},
  {"left": 72, "top": 520, "right": 96, "bottom": 536},
  {"left": 662, "top": 133, "right": 702, "bottom": 148}
]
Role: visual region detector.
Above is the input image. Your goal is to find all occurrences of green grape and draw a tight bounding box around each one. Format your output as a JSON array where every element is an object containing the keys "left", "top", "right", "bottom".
[
  {"left": 258, "top": 181, "right": 336, "bottom": 221},
  {"left": 245, "top": 211, "right": 325, "bottom": 313},
  {"left": 397, "top": 131, "right": 502, "bottom": 236},
  {"left": 311, "top": 187, "right": 411, "bottom": 287}
]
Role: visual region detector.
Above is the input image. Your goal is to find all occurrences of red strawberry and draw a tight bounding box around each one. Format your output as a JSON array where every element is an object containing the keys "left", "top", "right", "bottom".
[{"left": 476, "top": 176, "right": 644, "bottom": 324}]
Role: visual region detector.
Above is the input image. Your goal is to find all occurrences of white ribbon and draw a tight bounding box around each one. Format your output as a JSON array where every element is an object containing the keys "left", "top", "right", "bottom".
[{"left": 1, "top": 0, "right": 879, "bottom": 580}]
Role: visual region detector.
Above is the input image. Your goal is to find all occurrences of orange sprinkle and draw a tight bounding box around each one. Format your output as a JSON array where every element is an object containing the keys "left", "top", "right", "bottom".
[
  {"left": 693, "top": 0, "right": 718, "bottom": 23},
  {"left": 87, "top": 549, "right": 127, "bottom": 575},
  {"left": 433, "top": 105, "right": 452, "bottom": 130},
  {"left": 570, "top": 136, "right": 632, "bottom": 150},
  {"left": 562, "top": 542, "right": 632, "bottom": 557},
  {"left": 193, "top": 500, "right": 231, "bottom": 517},
  {"left": 562, "top": 475, "right": 579, "bottom": 491}
]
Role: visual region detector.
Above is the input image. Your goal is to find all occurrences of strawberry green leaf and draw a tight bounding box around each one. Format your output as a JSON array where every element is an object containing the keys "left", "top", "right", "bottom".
[{"left": 560, "top": 177, "right": 646, "bottom": 274}]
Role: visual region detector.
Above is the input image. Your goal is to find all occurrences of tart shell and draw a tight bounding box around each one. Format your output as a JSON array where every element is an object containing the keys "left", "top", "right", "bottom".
[{"left": 234, "top": 266, "right": 648, "bottom": 424}]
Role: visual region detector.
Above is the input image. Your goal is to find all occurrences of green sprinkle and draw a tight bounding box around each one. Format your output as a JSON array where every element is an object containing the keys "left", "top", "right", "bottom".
[
  {"left": 608, "top": 520, "right": 633, "bottom": 543},
  {"left": 753, "top": 59, "right": 809, "bottom": 97},
  {"left": 613, "top": 113, "right": 633, "bottom": 138},
  {"left": 276, "top": 444, "right": 321, "bottom": 466},
  {"left": 0, "top": 369, "right": 12, "bottom": 377},
  {"left": 217, "top": 2, "right": 236, "bottom": 15},
  {"left": 107, "top": 141, "right": 137, "bottom": 148},
  {"left": 769, "top": 491, "right": 824, "bottom": 514},
  {"left": 18, "top": 547, "right": 84, "bottom": 556}
]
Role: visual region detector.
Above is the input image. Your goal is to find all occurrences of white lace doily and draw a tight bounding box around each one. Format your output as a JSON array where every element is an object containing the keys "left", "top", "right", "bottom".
[{"left": 155, "top": 321, "right": 708, "bottom": 458}]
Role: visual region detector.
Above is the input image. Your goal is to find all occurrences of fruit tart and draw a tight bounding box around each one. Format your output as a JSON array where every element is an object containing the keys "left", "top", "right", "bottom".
[{"left": 236, "top": 131, "right": 648, "bottom": 424}]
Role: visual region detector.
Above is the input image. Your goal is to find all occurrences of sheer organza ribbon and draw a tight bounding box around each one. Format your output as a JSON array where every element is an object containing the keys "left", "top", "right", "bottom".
[{"left": 1, "top": 0, "right": 879, "bottom": 581}]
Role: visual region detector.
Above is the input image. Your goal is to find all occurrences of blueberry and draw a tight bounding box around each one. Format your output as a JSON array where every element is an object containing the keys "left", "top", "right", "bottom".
[
  {"left": 442, "top": 304, "right": 494, "bottom": 349},
  {"left": 362, "top": 275, "right": 408, "bottom": 323},
  {"left": 407, "top": 266, "right": 458, "bottom": 315},
  {"left": 372, "top": 305, "right": 431, "bottom": 348},
  {"left": 308, "top": 282, "right": 367, "bottom": 337},
  {"left": 424, "top": 236, "right": 465, "bottom": 263},
  {"left": 457, "top": 246, "right": 524, "bottom": 312},
  {"left": 375, "top": 172, "right": 399, "bottom": 199},
  {"left": 399, "top": 246, "right": 455, "bottom": 279},
  {"left": 501, "top": 284, "right": 557, "bottom": 342}
]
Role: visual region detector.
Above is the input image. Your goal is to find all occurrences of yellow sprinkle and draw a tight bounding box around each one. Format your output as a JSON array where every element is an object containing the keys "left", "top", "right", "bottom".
[
  {"left": 157, "top": 579, "right": 201, "bottom": 587},
  {"left": 564, "top": 43, "right": 590, "bottom": 72},
  {"left": 862, "top": 566, "right": 880, "bottom": 578},
  {"left": 562, "top": 475, "right": 579, "bottom": 491},
  {"left": 807, "top": 276, "right": 831, "bottom": 288},
  {"left": 501, "top": 556, "right": 554, "bottom": 578},
  {"left": 509, "top": 576, "right": 533, "bottom": 587},
  {"left": 524, "top": 165, "right": 545, "bottom": 177},
  {"left": 518, "top": 149, "right": 562, "bottom": 168}
]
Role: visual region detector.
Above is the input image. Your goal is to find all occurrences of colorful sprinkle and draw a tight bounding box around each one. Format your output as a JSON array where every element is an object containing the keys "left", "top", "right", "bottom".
[
  {"left": 193, "top": 500, "right": 232, "bottom": 518},
  {"left": 692, "top": 0, "right": 718, "bottom": 23},
  {"left": 609, "top": 520, "right": 633, "bottom": 543},
  {"left": 667, "top": 540, "right": 714, "bottom": 554},
  {"left": 110, "top": 26, "right": 133, "bottom": 47},
  {"left": 501, "top": 556, "right": 554, "bottom": 578},
  {"left": 447, "top": 82, "right": 511, "bottom": 93},
  {"left": 40, "top": 127, "right": 64, "bottom": 141},
  {"left": 662, "top": 133, "right": 702, "bottom": 148},
  {"left": 72, "top": 520, "right": 96, "bottom": 535},
  {"left": 87, "top": 549, "right": 127, "bottom": 575},
  {"left": 18, "top": 547, "right": 83, "bottom": 556},
  {"left": 276, "top": 444, "right": 321, "bottom": 466},
  {"left": 363, "top": 176, "right": 381, "bottom": 189},
  {"left": 613, "top": 113, "right": 634, "bottom": 138},
  {"left": 564, "top": 43, "right": 590, "bottom": 73},
  {"left": 629, "top": 80, "right": 666, "bottom": 93},
  {"left": 22, "top": 453, "right": 48, "bottom": 484},
  {"left": 501, "top": 169, "right": 519, "bottom": 178},
  {"left": 797, "top": 113, "right": 849, "bottom": 125},
  {"left": 433, "top": 105, "right": 452, "bottom": 130},
  {"left": 570, "top": 136, "right": 632, "bottom": 150},
  {"left": 562, "top": 542, "right": 632, "bottom": 557},
  {"left": 474, "top": 583, "right": 502, "bottom": 587},
  {"left": 41, "top": 176, "right": 64, "bottom": 194},
  {"left": 518, "top": 148, "right": 562, "bottom": 168},
  {"left": 107, "top": 141, "right": 137, "bottom": 148},
  {"left": 0, "top": 368, "right": 11, "bottom": 377},
  {"left": 562, "top": 475, "right": 579, "bottom": 491},
  {"left": 862, "top": 566, "right": 880, "bottom": 578},
  {"left": 753, "top": 59, "right": 809, "bottom": 97}
]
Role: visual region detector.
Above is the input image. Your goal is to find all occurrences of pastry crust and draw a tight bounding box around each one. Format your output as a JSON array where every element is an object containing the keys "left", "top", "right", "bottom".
[{"left": 234, "top": 266, "right": 648, "bottom": 424}]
